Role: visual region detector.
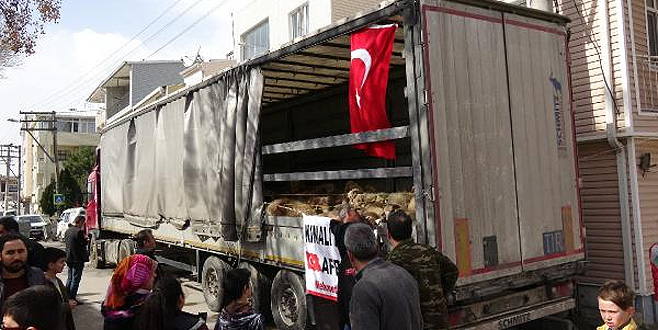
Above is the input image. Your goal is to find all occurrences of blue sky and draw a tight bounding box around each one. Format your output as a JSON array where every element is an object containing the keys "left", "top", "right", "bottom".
[{"left": 0, "top": 0, "right": 240, "bottom": 144}]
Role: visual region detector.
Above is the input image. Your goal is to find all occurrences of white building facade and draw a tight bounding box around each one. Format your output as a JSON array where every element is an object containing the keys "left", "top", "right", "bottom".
[
  {"left": 233, "top": 0, "right": 385, "bottom": 62},
  {"left": 22, "top": 111, "right": 100, "bottom": 213}
]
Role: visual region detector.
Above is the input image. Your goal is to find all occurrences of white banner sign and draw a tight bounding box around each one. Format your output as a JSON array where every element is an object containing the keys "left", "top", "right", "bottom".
[{"left": 303, "top": 215, "right": 341, "bottom": 301}]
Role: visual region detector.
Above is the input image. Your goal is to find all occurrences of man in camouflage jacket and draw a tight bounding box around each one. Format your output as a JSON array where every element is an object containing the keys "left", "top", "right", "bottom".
[{"left": 386, "top": 210, "right": 459, "bottom": 330}]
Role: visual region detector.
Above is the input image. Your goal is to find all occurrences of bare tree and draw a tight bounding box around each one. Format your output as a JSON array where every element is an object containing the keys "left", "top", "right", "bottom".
[{"left": 0, "top": 0, "right": 60, "bottom": 74}]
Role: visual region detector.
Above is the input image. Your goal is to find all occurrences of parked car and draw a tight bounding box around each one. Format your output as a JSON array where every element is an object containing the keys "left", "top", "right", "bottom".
[
  {"left": 56, "top": 207, "right": 85, "bottom": 240},
  {"left": 15, "top": 214, "right": 50, "bottom": 240},
  {"left": 14, "top": 216, "right": 30, "bottom": 238},
  {"left": 42, "top": 215, "right": 57, "bottom": 239}
]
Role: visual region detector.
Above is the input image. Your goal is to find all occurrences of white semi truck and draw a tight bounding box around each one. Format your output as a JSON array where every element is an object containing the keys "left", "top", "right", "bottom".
[{"left": 86, "top": 0, "right": 585, "bottom": 329}]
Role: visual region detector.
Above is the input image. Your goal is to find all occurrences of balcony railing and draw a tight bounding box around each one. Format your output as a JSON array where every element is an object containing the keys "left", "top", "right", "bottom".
[{"left": 637, "top": 55, "right": 658, "bottom": 113}]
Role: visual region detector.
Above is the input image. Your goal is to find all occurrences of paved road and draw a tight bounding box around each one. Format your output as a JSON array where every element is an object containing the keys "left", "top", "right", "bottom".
[{"left": 43, "top": 241, "right": 219, "bottom": 330}]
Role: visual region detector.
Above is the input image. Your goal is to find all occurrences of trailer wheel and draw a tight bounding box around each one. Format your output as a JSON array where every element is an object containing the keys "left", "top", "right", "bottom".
[
  {"left": 238, "top": 262, "right": 272, "bottom": 316},
  {"left": 271, "top": 270, "right": 306, "bottom": 330},
  {"left": 202, "top": 256, "right": 230, "bottom": 312},
  {"left": 117, "top": 239, "right": 134, "bottom": 263}
]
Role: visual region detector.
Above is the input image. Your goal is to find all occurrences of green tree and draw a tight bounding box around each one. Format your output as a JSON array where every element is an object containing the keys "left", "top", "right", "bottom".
[
  {"left": 58, "top": 168, "right": 82, "bottom": 209},
  {"left": 39, "top": 168, "right": 83, "bottom": 215},
  {"left": 64, "top": 146, "right": 95, "bottom": 193},
  {"left": 40, "top": 182, "right": 55, "bottom": 216}
]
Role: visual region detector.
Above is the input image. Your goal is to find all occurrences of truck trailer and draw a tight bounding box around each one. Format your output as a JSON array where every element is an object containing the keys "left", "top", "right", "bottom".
[{"left": 86, "top": 0, "right": 584, "bottom": 329}]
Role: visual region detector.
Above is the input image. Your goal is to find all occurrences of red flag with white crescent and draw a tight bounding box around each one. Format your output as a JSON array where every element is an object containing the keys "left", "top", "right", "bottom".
[{"left": 349, "top": 24, "right": 396, "bottom": 160}]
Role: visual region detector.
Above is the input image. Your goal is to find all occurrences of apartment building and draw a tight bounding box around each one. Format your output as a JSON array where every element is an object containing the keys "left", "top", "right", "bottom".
[
  {"left": 493, "top": 0, "right": 658, "bottom": 322},
  {"left": 22, "top": 111, "right": 100, "bottom": 213},
  {"left": 233, "top": 0, "right": 385, "bottom": 62},
  {"left": 87, "top": 60, "right": 185, "bottom": 126}
]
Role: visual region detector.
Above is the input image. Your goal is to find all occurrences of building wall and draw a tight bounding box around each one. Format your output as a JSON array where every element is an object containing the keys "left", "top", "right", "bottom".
[
  {"left": 557, "top": 0, "right": 627, "bottom": 137},
  {"left": 233, "top": 0, "right": 332, "bottom": 62},
  {"left": 629, "top": 0, "right": 658, "bottom": 131},
  {"left": 577, "top": 141, "right": 626, "bottom": 284},
  {"left": 20, "top": 115, "right": 100, "bottom": 214},
  {"left": 331, "top": 0, "right": 384, "bottom": 21},
  {"left": 22, "top": 132, "right": 33, "bottom": 207},
  {"left": 130, "top": 62, "right": 185, "bottom": 107},
  {"left": 635, "top": 139, "right": 658, "bottom": 292}
]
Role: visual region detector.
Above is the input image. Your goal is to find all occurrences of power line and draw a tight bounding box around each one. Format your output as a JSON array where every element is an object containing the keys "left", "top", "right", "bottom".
[
  {"left": 42, "top": 0, "right": 209, "bottom": 112},
  {"left": 27, "top": 0, "right": 210, "bottom": 112},
  {"left": 569, "top": 0, "right": 620, "bottom": 115},
  {"left": 49, "top": 0, "right": 213, "bottom": 113},
  {"left": 26, "top": 0, "right": 187, "bottom": 112},
  {"left": 147, "top": 0, "right": 228, "bottom": 59}
]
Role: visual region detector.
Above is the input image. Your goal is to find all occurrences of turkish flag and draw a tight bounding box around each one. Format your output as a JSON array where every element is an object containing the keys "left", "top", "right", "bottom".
[{"left": 349, "top": 24, "right": 396, "bottom": 160}]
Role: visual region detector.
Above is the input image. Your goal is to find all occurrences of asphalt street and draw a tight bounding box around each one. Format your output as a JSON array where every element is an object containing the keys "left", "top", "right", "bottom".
[{"left": 43, "top": 241, "right": 219, "bottom": 330}]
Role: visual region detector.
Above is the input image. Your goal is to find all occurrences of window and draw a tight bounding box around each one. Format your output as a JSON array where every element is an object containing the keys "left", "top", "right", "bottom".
[
  {"left": 55, "top": 121, "right": 71, "bottom": 132},
  {"left": 241, "top": 20, "right": 269, "bottom": 60},
  {"left": 57, "top": 150, "right": 70, "bottom": 162},
  {"left": 648, "top": 0, "right": 658, "bottom": 56},
  {"left": 55, "top": 118, "right": 96, "bottom": 133},
  {"left": 290, "top": 3, "right": 309, "bottom": 40}
]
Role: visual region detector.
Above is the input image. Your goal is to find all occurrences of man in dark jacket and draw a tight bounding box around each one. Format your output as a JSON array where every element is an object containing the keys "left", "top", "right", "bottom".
[
  {"left": 0, "top": 233, "right": 45, "bottom": 308},
  {"left": 64, "top": 216, "right": 88, "bottom": 303},
  {"left": 345, "top": 222, "right": 422, "bottom": 330},
  {"left": 0, "top": 216, "right": 44, "bottom": 270},
  {"left": 386, "top": 210, "right": 459, "bottom": 330},
  {"left": 330, "top": 205, "right": 363, "bottom": 330}
]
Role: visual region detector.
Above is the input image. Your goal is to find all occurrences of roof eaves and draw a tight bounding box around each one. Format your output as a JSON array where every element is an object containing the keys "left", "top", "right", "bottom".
[{"left": 86, "top": 61, "right": 130, "bottom": 103}]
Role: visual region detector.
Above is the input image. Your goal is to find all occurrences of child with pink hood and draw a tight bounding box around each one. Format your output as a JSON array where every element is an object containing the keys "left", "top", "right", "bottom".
[{"left": 101, "top": 254, "right": 158, "bottom": 330}]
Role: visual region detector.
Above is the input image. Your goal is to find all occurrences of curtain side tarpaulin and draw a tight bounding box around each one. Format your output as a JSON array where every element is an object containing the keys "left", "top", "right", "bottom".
[
  {"left": 100, "top": 67, "right": 264, "bottom": 241},
  {"left": 100, "top": 124, "right": 127, "bottom": 216}
]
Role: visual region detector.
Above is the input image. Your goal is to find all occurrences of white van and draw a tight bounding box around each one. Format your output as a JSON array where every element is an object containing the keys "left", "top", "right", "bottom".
[{"left": 56, "top": 207, "right": 85, "bottom": 240}]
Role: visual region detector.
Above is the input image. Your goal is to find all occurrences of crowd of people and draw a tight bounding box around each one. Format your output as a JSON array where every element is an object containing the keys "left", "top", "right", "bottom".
[{"left": 0, "top": 209, "right": 640, "bottom": 330}]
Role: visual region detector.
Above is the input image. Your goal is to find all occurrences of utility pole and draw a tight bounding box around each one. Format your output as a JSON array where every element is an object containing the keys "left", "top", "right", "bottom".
[
  {"left": 17, "top": 145, "right": 21, "bottom": 214},
  {"left": 0, "top": 144, "right": 21, "bottom": 214},
  {"left": 5, "top": 146, "right": 9, "bottom": 209},
  {"left": 16, "top": 112, "right": 58, "bottom": 194}
]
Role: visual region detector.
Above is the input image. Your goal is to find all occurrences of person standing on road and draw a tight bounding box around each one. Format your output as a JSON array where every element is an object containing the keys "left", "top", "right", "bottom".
[
  {"left": 102, "top": 254, "right": 158, "bottom": 330},
  {"left": 0, "top": 233, "right": 45, "bottom": 307},
  {"left": 385, "top": 209, "right": 458, "bottom": 330},
  {"left": 345, "top": 222, "right": 422, "bottom": 330},
  {"left": 216, "top": 268, "right": 264, "bottom": 330},
  {"left": 330, "top": 204, "right": 363, "bottom": 330},
  {"left": 2, "top": 285, "right": 63, "bottom": 330},
  {"left": 135, "top": 276, "right": 208, "bottom": 330},
  {"left": 0, "top": 216, "right": 45, "bottom": 270},
  {"left": 42, "top": 247, "right": 76, "bottom": 330},
  {"left": 64, "top": 215, "right": 88, "bottom": 304},
  {"left": 135, "top": 229, "right": 156, "bottom": 259},
  {"left": 135, "top": 229, "right": 163, "bottom": 278}
]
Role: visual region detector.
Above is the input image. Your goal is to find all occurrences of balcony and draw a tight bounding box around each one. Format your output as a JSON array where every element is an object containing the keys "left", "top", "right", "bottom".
[{"left": 637, "top": 55, "right": 658, "bottom": 113}]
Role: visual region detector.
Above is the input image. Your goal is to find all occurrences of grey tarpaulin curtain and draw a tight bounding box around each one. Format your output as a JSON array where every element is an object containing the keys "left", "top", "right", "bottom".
[
  {"left": 100, "top": 67, "right": 264, "bottom": 241},
  {"left": 99, "top": 124, "right": 127, "bottom": 216}
]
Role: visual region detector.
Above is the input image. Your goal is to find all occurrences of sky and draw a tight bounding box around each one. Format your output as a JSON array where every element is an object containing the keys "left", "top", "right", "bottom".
[{"left": 0, "top": 0, "right": 245, "bottom": 145}]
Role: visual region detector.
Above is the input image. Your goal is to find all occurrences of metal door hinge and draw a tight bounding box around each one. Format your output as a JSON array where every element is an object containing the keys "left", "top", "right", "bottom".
[{"left": 422, "top": 185, "right": 436, "bottom": 202}]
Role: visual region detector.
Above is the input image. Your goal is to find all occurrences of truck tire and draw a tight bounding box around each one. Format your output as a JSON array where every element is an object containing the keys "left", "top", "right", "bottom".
[
  {"left": 202, "top": 256, "right": 230, "bottom": 312},
  {"left": 117, "top": 239, "right": 134, "bottom": 263},
  {"left": 238, "top": 261, "right": 272, "bottom": 316},
  {"left": 271, "top": 270, "right": 306, "bottom": 330}
]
